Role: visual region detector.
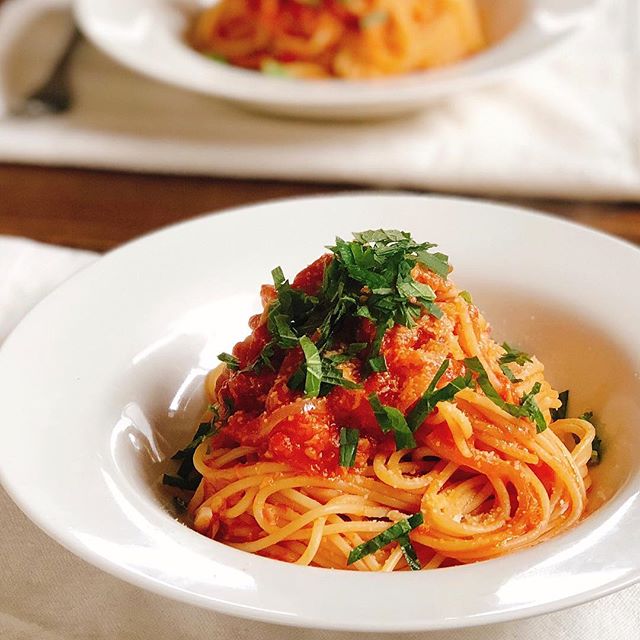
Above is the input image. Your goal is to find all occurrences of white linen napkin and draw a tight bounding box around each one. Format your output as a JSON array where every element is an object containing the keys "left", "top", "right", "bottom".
[
  {"left": 0, "top": 0, "right": 638, "bottom": 201},
  {"left": 1, "top": 236, "right": 639, "bottom": 638}
]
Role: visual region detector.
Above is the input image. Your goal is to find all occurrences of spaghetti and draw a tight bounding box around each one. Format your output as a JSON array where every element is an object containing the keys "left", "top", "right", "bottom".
[
  {"left": 190, "top": 0, "right": 487, "bottom": 79},
  {"left": 165, "top": 230, "right": 599, "bottom": 571}
]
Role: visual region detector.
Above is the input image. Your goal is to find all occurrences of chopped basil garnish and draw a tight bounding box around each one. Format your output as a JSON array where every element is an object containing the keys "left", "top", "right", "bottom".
[
  {"left": 217, "top": 352, "right": 240, "bottom": 370},
  {"left": 162, "top": 474, "right": 194, "bottom": 490},
  {"left": 261, "top": 59, "right": 289, "bottom": 77},
  {"left": 164, "top": 409, "right": 220, "bottom": 491},
  {"left": 247, "top": 230, "right": 449, "bottom": 396},
  {"left": 498, "top": 343, "right": 532, "bottom": 382},
  {"left": 406, "top": 360, "right": 473, "bottom": 431},
  {"left": 368, "top": 355, "right": 387, "bottom": 372},
  {"left": 499, "top": 343, "right": 533, "bottom": 365},
  {"left": 398, "top": 534, "right": 421, "bottom": 570},
  {"left": 299, "top": 336, "right": 322, "bottom": 398},
  {"left": 339, "top": 427, "right": 359, "bottom": 468},
  {"left": 173, "top": 496, "right": 188, "bottom": 513},
  {"left": 369, "top": 393, "right": 416, "bottom": 450},
  {"left": 579, "top": 411, "right": 602, "bottom": 465},
  {"left": 464, "top": 357, "right": 547, "bottom": 432},
  {"left": 359, "top": 10, "right": 388, "bottom": 29},
  {"left": 347, "top": 512, "right": 424, "bottom": 565},
  {"left": 550, "top": 390, "right": 569, "bottom": 421},
  {"left": 171, "top": 414, "right": 219, "bottom": 460},
  {"left": 520, "top": 382, "right": 547, "bottom": 433},
  {"left": 206, "top": 52, "right": 227, "bottom": 63},
  {"left": 459, "top": 290, "right": 473, "bottom": 304},
  {"left": 590, "top": 434, "right": 603, "bottom": 465},
  {"left": 416, "top": 250, "right": 449, "bottom": 279}
]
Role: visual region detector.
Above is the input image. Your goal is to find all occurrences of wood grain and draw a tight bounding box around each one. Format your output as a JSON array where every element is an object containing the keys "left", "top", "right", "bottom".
[{"left": 1, "top": 163, "right": 639, "bottom": 252}]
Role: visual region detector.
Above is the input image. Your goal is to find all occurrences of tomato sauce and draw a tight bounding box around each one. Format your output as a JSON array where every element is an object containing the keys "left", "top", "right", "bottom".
[{"left": 214, "top": 254, "right": 457, "bottom": 477}]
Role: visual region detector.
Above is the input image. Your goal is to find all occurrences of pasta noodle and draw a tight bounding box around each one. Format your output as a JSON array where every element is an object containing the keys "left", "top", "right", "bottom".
[
  {"left": 190, "top": 0, "right": 487, "bottom": 79},
  {"left": 165, "top": 230, "right": 598, "bottom": 571}
]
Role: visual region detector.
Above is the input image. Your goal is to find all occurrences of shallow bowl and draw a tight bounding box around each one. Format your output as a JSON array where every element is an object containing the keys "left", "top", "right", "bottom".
[
  {"left": 74, "top": 0, "right": 601, "bottom": 119},
  {"left": 0, "top": 194, "right": 639, "bottom": 631}
]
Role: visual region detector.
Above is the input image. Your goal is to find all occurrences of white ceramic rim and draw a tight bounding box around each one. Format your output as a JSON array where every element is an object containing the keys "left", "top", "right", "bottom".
[
  {"left": 1, "top": 194, "right": 639, "bottom": 632},
  {"left": 72, "top": 0, "right": 603, "bottom": 110}
]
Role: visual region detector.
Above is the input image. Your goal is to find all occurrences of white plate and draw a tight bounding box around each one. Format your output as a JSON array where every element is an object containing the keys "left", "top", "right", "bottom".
[
  {"left": 1, "top": 194, "right": 639, "bottom": 631},
  {"left": 73, "top": 0, "right": 601, "bottom": 119}
]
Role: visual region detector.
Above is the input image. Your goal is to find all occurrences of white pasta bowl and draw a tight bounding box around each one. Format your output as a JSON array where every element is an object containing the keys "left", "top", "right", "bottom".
[
  {"left": 0, "top": 194, "right": 639, "bottom": 631},
  {"left": 74, "top": 0, "right": 602, "bottom": 119}
]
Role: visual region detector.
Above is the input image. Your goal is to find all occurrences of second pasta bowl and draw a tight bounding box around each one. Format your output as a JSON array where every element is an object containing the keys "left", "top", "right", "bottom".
[{"left": 74, "top": 0, "right": 601, "bottom": 119}]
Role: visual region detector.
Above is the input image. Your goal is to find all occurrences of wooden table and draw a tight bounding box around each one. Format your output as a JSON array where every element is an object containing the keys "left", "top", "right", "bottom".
[{"left": 1, "top": 163, "right": 639, "bottom": 252}]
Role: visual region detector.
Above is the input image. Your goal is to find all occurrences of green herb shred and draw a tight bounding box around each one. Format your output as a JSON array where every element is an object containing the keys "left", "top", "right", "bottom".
[
  {"left": 217, "top": 352, "right": 240, "bottom": 370},
  {"left": 339, "top": 427, "right": 360, "bottom": 468},
  {"left": 498, "top": 342, "right": 532, "bottom": 382},
  {"left": 359, "top": 10, "right": 389, "bottom": 29},
  {"left": 347, "top": 512, "right": 424, "bottom": 565},
  {"left": 172, "top": 496, "right": 188, "bottom": 514},
  {"left": 579, "top": 411, "right": 603, "bottom": 465},
  {"left": 464, "top": 357, "right": 547, "bottom": 432},
  {"left": 398, "top": 534, "right": 422, "bottom": 570},
  {"left": 550, "top": 390, "right": 570, "bottom": 421},
  {"left": 249, "top": 230, "right": 449, "bottom": 398},
  {"left": 299, "top": 336, "right": 322, "bottom": 398},
  {"left": 369, "top": 393, "right": 416, "bottom": 450},
  {"left": 406, "top": 359, "right": 473, "bottom": 432}
]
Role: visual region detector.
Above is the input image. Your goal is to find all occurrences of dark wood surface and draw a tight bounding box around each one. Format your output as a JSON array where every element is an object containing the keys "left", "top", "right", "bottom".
[{"left": 1, "top": 163, "right": 639, "bottom": 252}]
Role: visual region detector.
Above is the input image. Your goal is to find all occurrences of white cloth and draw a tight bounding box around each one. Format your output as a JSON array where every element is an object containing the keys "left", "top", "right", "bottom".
[
  {"left": 0, "top": 0, "right": 639, "bottom": 201},
  {"left": 1, "top": 237, "right": 640, "bottom": 638}
]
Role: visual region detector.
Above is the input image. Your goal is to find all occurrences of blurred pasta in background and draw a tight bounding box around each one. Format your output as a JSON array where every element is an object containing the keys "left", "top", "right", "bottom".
[{"left": 191, "top": 0, "right": 486, "bottom": 78}]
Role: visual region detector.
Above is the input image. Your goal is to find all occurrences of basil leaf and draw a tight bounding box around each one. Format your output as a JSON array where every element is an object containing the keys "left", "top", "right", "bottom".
[
  {"left": 268, "top": 312, "right": 298, "bottom": 349},
  {"left": 217, "top": 352, "right": 239, "bottom": 370},
  {"left": 398, "top": 534, "right": 421, "bottom": 570},
  {"left": 172, "top": 495, "right": 188, "bottom": 513},
  {"left": 299, "top": 336, "right": 322, "bottom": 398},
  {"left": 499, "top": 343, "right": 533, "bottom": 366},
  {"left": 206, "top": 52, "right": 227, "bottom": 63},
  {"left": 579, "top": 412, "right": 602, "bottom": 466},
  {"left": 500, "top": 363, "right": 520, "bottom": 383},
  {"left": 345, "top": 342, "right": 367, "bottom": 355},
  {"left": 287, "top": 365, "right": 305, "bottom": 392},
  {"left": 550, "top": 390, "right": 569, "bottom": 421},
  {"left": 339, "top": 427, "right": 359, "bottom": 468},
  {"left": 397, "top": 279, "right": 436, "bottom": 303},
  {"left": 254, "top": 230, "right": 451, "bottom": 394},
  {"left": 359, "top": 10, "right": 388, "bottom": 28},
  {"left": 521, "top": 382, "right": 547, "bottom": 433},
  {"left": 407, "top": 359, "right": 473, "bottom": 431},
  {"left": 416, "top": 250, "right": 450, "bottom": 279},
  {"left": 347, "top": 513, "right": 424, "bottom": 565},
  {"left": 368, "top": 355, "right": 387, "bottom": 372},
  {"left": 162, "top": 474, "right": 194, "bottom": 490},
  {"left": 271, "top": 266, "right": 286, "bottom": 289},
  {"left": 171, "top": 419, "right": 218, "bottom": 460},
  {"left": 459, "top": 290, "right": 473, "bottom": 304},
  {"left": 464, "top": 357, "right": 546, "bottom": 431},
  {"left": 369, "top": 393, "right": 416, "bottom": 450},
  {"left": 464, "top": 357, "right": 510, "bottom": 407},
  {"left": 320, "top": 359, "right": 362, "bottom": 394},
  {"left": 590, "top": 434, "right": 603, "bottom": 466},
  {"left": 261, "top": 59, "right": 289, "bottom": 77},
  {"left": 352, "top": 229, "right": 410, "bottom": 244}
]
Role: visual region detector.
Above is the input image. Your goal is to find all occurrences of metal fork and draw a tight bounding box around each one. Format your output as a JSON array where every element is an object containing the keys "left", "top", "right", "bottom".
[{"left": 12, "top": 26, "right": 82, "bottom": 117}]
